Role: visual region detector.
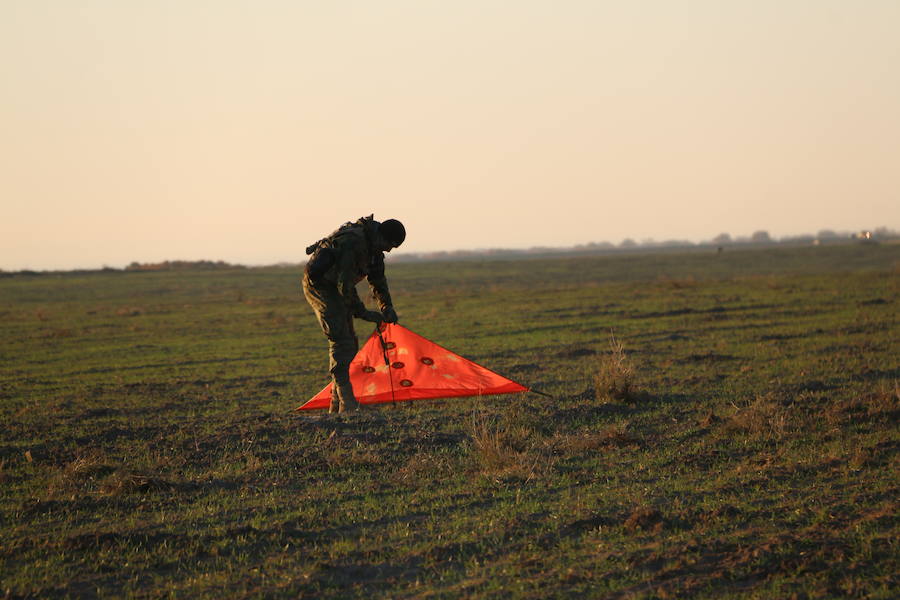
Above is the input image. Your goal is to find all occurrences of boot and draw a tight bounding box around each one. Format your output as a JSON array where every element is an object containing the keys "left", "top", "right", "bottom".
[
  {"left": 336, "top": 381, "right": 360, "bottom": 413},
  {"left": 328, "top": 388, "right": 339, "bottom": 414}
]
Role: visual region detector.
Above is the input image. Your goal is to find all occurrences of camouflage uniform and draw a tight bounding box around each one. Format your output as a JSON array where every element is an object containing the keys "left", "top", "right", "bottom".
[{"left": 302, "top": 216, "right": 395, "bottom": 412}]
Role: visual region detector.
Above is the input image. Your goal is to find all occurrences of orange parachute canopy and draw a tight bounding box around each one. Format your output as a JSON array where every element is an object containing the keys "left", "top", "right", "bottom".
[{"left": 297, "top": 323, "right": 529, "bottom": 410}]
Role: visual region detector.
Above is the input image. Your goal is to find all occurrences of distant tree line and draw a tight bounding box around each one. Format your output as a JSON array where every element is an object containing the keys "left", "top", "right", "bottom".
[
  {"left": 3, "top": 227, "right": 897, "bottom": 275},
  {"left": 124, "top": 260, "right": 244, "bottom": 272},
  {"left": 0, "top": 260, "right": 245, "bottom": 277},
  {"left": 389, "top": 226, "right": 899, "bottom": 262}
]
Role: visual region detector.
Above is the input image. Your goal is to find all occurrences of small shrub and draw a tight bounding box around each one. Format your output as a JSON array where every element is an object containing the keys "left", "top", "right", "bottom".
[
  {"left": 470, "top": 411, "right": 520, "bottom": 472},
  {"left": 594, "top": 332, "right": 638, "bottom": 402}
]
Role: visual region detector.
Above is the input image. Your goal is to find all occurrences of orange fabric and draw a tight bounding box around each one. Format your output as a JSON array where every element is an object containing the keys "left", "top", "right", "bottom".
[{"left": 297, "top": 323, "right": 528, "bottom": 410}]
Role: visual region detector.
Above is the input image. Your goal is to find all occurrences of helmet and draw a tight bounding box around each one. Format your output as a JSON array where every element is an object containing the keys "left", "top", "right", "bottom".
[{"left": 380, "top": 219, "right": 406, "bottom": 247}]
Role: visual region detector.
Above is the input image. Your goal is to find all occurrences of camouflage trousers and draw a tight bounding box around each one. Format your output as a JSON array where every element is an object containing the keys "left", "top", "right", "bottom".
[{"left": 302, "top": 273, "right": 359, "bottom": 411}]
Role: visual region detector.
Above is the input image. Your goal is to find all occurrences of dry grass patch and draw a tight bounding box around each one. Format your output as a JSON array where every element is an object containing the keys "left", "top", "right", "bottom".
[
  {"left": 325, "top": 445, "right": 383, "bottom": 469},
  {"left": 468, "top": 411, "right": 549, "bottom": 482},
  {"left": 724, "top": 393, "right": 792, "bottom": 439},
  {"left": 698, "top": 504, "right": 741, "bottom": 525},
  {"left": 697, "top": 409, "right": 721, "bottom": 428},
  {"left": 595, "top": 332, "right": 639, "bottom": 402},
  {"left": 469, "top": 411, "right": 520, "bottom": 471},
  {"left": 46, "top": 450, "right": 115, "bottom": 498},
  {"left": 40, "top": 327, "right": 75, "bottom": 338},
  {"left": 99, "top": 470, "right": 177, "bottom": 496},
  {"left": 624, "top": 506, "right": 664, "bottom": 533},
  {"left": 46, "top": 449, "right": 178, "bottom": 498},
  {"left": 549, "top": 422, "right": 640, "bottom": 453},
  {"left": 825, "top": 381, "right": 899, "bottom": 428},
  {"left": 658, "top": 274, "right": 698, "bottom": 289},
  {"left": 392, "top": 451, "right": 452, "bottom": 484}
]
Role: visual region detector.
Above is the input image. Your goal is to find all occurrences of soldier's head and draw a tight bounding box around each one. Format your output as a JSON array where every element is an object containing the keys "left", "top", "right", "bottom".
[{"left": 378, "top": 219, "right": 406, "bottom": 252}]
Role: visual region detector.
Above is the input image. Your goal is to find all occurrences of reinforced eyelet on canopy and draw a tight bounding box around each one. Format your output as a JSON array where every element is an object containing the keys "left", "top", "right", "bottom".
[
  {"left": 420, "top": 357, "right": 434, "bottom": 365},
  {"left": 391, "top": 361, "right": 405, "bottom": 369},
  {"left": 362, "top": 366, "right": 376, "bottom": 373},
  {"left": 400, "top": 379, "right": 413, "bottom": 387}
]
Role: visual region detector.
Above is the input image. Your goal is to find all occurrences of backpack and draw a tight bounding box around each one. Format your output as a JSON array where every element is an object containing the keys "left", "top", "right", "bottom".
[{"left": 305, "top": 215, "right": 375, "bottom": 281}]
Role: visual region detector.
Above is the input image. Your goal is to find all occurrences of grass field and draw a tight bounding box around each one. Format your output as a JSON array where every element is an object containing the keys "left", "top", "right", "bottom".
[{"left": 1, "top": 244, "right": 898, "bottom": 598}]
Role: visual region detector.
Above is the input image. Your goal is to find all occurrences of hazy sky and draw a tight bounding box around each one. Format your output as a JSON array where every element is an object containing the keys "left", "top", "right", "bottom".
[{"left": 2, "top": 1, "right": 898, "bottom": 270}]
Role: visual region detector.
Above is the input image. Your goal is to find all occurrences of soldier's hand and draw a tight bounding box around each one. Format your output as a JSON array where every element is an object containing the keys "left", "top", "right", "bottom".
[
  {"left": 360, "top": 310, "right": 384, "bottom": 323},
  {"left": 382, "top": 307, "right": 398, "bottom": 324}
]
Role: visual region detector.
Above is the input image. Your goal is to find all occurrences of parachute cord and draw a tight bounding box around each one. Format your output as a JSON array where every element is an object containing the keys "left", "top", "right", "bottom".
[{"left": 376, "top": 324, "right": 396, "bottom": 406}]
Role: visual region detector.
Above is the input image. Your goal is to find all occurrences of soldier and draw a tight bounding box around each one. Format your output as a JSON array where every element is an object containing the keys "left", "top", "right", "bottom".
[{"left": 302, "top": 215, "right": 406, "bottom": 413}]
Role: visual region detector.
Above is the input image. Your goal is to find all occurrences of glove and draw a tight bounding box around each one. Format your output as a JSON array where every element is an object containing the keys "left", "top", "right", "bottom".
[
  {"left": 382, "top": 306, "right": 398, "bottom": 324},
  {"left": 359, "top": 310, "right": 384, "bottom": 323}
]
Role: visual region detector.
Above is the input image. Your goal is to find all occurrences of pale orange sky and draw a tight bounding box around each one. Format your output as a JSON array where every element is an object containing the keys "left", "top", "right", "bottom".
[{"left": 2, "top": 1, "right": 898, "bottom": 270}]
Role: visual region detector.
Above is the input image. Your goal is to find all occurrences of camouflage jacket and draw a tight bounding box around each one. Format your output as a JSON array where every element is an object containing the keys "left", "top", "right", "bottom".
[{"left": 305, "top": 216, "right": 393, "bottom": 316}]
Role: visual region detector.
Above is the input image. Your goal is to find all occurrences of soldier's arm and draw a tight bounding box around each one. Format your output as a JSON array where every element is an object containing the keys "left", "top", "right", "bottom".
[
  {"left": 335, "top": 241, "right": 367, "bottom": 316},
  {"left": 366, "top": 254, "right": 394, "bottom": 312}
]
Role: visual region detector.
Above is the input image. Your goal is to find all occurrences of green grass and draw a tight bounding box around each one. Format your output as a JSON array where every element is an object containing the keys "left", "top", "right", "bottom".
[{"left": 1, "top": 244, "right": 898, "bottom": 598}]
